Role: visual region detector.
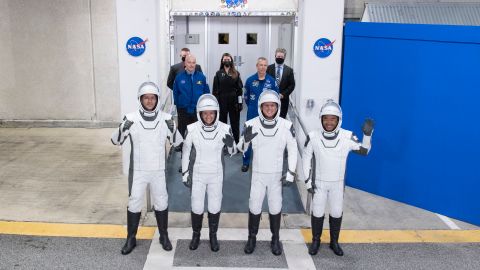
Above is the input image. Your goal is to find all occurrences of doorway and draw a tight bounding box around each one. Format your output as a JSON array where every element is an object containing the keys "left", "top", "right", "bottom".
[{"left": 207, "top": 17, "right": 268, "bottom": 85}]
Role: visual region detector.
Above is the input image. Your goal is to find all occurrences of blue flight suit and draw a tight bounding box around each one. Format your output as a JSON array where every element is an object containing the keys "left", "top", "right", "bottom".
[{"left": 243, "top": 73, "right": 279, "bottom": 166}]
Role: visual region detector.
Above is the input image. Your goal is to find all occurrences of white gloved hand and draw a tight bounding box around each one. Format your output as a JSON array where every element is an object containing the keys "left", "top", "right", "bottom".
[
  {"left": 182, "top": 171, "right": 192, "bottom": 188},
  {"left": 305, "top": 179, "right": 315, "bottom": 194}
]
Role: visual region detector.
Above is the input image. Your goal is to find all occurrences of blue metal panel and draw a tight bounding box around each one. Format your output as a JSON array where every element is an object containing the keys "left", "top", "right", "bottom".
[{"left": 341, "top": 22, "right": 480, "bottom": 226}]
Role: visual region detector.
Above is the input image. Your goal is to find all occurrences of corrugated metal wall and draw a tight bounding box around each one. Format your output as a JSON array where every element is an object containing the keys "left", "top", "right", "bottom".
[{"left": 364, "top": 2, "right": 480, "bottom": 25}]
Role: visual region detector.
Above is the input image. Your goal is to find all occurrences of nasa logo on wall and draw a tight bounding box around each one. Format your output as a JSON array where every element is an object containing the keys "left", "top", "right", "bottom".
[
  {"left": 126, "top": 37, "right": 148, "bottom": 57},
  {"left": 313, "top": 38, "right": 335, "bottom": 58}
]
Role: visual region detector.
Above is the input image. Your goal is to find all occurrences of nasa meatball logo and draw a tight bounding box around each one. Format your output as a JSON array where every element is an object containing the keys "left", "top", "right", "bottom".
[
  {"left": 313, "top": 38, "right": 335, "bottom": 58},
  {"left": 126, "top": 37, "right": 148, "bottom": 57}
]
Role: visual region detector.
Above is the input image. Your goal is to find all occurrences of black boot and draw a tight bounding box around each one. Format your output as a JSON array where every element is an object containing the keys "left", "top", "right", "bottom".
[
  {"left": 329, "top": 215, "right": 344, "bottom": 256},
  {"left": 308, "top": 215, "right": 324, "bottom": 255},
  {"left": 121, "top": 210, "right": 141, "bottom": 255},
  {"left": 154, "top": 208, "right": 172, "bottom": 251},
  {"left": 189, "top": 212, "right": 203, "bottom": 250},
  {"left": 244, "top": 212, "right": 261, "bottom": 254},
  {"left": 269, "top": 213, "right": 283, "bottom": 256},
  {"left": 208, "top": 212, "right": 221, "bottom": 252}
]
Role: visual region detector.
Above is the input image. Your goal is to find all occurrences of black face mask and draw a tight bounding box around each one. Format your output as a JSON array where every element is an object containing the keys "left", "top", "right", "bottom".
[
  {"left": 181, "top": 56, "right": 186, "bottom": 62},
  {"left": 275, "top": 57, "right": 285, "bottom": 65},
  {"left": 223, "top": 61, "right": 232, "bottom": 67}
]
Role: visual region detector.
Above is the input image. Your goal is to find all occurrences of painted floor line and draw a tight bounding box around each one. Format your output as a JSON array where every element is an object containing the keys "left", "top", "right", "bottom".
[
  {"left": 0, "top": 221, "right": 155, "bottom": 239},
  {"left": 1, "top": 221, "right": 480, "bottom": 244},
  {"left": 300, "top": 229, "right": 480, "bottom": 243},
  {"left": 436, "top": 213, "right": 461, "bottom": 230}
]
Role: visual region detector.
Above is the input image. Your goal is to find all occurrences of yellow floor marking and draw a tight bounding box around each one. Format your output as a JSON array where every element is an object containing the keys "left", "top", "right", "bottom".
[
  {"left": 300, "top": 229, "right": 480, "bottom": 243},
  {"left": 0, "top": 221, "right": 155, "bottom": 239}
]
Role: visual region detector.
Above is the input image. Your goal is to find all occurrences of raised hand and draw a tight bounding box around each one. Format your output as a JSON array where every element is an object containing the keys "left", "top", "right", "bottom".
[
  {"left": 122, "top": 120, "right": 134, "bottom": 132},
  {"left": 362, "top": 118, "right": 375, "bottom": 136},
  {"left": 243, "top": 125, "right": 258, "bottom": 143},
  {"left": 222, "top": 134, "right": 235, "bottom": 148}
]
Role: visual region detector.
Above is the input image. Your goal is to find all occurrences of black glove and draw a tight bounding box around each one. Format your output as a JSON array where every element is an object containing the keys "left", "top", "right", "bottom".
[
  {"left": 122, "top": 120, "right": 134, "bottom": 132},
  {"left": 307, "top": 187, "right": 315, "bottom": 194},
  {"left": 165, "top": 119, "right": 175, "bottom": 133},
  {"left": 237, "top": 103, "right": 243, "bottom": 112},
  {"left": 243, "top": 125, "right": 258, "bottom": 143},
  {"left": 222, "top": 134, "right": 235, "bottom": 148},
  {"left": 362, "top": 118, "right": 375, "bottom": 136}
]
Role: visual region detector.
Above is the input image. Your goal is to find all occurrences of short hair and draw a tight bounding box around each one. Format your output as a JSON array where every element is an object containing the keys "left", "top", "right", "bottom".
[
  {"left": 275, "top": 48, "right": 287, "bottom": 57},
  {"left": 181, "top": 48, "right": 190, "bottom": 52},
  {"left": 185, "top": 54, "right": 196, "bottom": 62},
  {"left": 256, "top": 57, "right": 268, "bottom": 64}
]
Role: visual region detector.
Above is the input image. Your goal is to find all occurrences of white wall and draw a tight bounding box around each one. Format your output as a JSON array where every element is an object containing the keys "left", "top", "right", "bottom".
[
  {"left": 269, "top": 17, "right": 295, "bottom": 66},
  {"left": 0, "top": 0, "right": 119, "bottom": 124},
  {"left": 294, "top": 0, "right": 345, "bottom": 135},
  {"left": 172, "top": 16, "right": 207, "bottom": 78}
]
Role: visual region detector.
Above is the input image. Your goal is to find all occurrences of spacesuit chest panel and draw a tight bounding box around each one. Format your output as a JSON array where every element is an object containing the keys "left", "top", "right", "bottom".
[
  {"left": 130, "top": 114, "right": 167, "bottom": 171},
  {"left": 192, "top": 128, "right": 224, "bottom": 173},
  {"left": 251, "top": 124, "right": 285, "bottom": 173},
  {"left": 313, "top": 134, "right": 351, "bottom": 182}
]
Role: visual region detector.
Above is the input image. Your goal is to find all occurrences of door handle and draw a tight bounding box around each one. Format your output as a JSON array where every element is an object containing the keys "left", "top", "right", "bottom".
[
  {"left": 233, "top": 55, "right": 238, "bottom": 65},
  {"left": 238, "top": 55, "right": 245, "bottom": 66}
]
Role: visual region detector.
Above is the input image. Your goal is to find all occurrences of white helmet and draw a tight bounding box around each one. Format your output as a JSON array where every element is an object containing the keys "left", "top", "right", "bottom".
[
  {"left": 319, "top": 99, "right": 342, "bottom": 137},
  {"left": 137, "top": 81, "right": 160, "bottom": 117},
  {"left": 258, "top": 90, "right": 281, "bottom": 126},
  {"left": 196, "top": 94, "right": 220, "bottom": 132}
]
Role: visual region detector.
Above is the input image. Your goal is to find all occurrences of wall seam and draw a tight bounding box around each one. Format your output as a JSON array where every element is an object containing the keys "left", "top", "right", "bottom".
[{"left": 89, "top": 0, "right": 98, "bottom": 120}]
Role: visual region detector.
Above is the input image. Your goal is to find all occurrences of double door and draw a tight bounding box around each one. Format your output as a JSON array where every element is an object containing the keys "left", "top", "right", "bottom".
[{"left": 207, "top": 17, "right": 268, "bottom": 85}]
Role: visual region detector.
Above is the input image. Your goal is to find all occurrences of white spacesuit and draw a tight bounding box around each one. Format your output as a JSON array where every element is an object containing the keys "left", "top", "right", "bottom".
[
  {"left": 182, "top": 94, "right": 236, "bottom": 252},
  {"left": 111, "top": 81, "right": 182, "bottom": 255},
  {"left": 303, "top": 99, "right": 374, "bottom": 256},
  {"left": 237, "top": 90, "right": 298, "bottom": 256}
]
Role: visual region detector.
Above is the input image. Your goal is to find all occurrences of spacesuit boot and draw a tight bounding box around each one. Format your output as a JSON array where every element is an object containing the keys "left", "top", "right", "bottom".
[
  {"left": 189, "top": 212, "right": 203, "bottom": 250},
  {"left": 329, "top": 215, "right": 344, "bottom": 256},
  {"left": 154, "top": 209, "right": 172, "bottom": 251},
  {"left": 121, "top": 210, "right": 141, "bottom": 255},
  {"left": 244, "top": 211, "right": 261, "bottom": 254},
  {"left": 208, "top": 212, "right": 220, "bottom": 252},
  {"left": 269, "top": 213, "right": 283, "bottom": 256},
  {"left": 309, "top": 215, "right": 324, "bottom": 255}
]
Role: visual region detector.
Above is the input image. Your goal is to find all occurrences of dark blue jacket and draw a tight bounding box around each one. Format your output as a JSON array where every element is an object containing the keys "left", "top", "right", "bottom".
[
  {"left": 244, "top": 73, "right": 279, "bottom": 120},
  {"left": 173, "top": 71, "right": 210, "bottom": 114}
]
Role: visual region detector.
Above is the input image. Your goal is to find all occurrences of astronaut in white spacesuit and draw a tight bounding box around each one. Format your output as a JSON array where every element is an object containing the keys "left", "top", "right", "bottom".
[
  {"left": 111, "top": 81, "right": 182, "bottom": 255},
  {"left": 237, "top": 90, "right": 298, "bottom": 256},
  {"left": 303, "top": 99, "right": 374, "bottom": 256},
  {"left": 182, "top": 94, "right": 237, "bottom": 252}
]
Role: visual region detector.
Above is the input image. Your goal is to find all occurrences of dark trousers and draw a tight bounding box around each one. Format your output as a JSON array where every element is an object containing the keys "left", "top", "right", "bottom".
[
  {"left": 219, "top": 97, "right": 240, "bottom": 143},
  {"left": 177, "top": 108, "right": 197, "bottom": 138},
  {"left": 280, "top": 95, "right": 289, "bottom": 119}
]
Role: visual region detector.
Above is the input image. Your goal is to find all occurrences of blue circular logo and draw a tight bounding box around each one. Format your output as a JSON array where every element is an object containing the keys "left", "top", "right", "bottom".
[
  {"left": 126, "top": 37, "right": 147, "bottom": 57},
  {"left": 313, "top": 38, "right": 335, "bottom": 58}
]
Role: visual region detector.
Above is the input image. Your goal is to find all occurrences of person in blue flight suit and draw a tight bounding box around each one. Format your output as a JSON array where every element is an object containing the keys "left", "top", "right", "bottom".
[
  {"left": 173, "top": 54, "right": 210, "bottom": 139},
  {"left": 242, "top": 57, "right": 279, "bottom": 172}
]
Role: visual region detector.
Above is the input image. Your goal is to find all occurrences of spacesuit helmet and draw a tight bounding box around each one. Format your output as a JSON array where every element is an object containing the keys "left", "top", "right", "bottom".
[
  {"left": 137, "top": 81, "right": 161, "bottom": 117},
  {"left": 258, "top": 90, "right": 281, "bottom": 126},
  {"left": 196, "top": 94, "right": 220, "bottom": 132},
  {"left": 319, "top": 99, "right": 342, "bottom": 136}
]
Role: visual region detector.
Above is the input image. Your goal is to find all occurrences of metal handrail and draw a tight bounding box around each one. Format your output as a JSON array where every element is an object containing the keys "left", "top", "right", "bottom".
[{"left": 287, "top": 99, "right": 313, "bottom": 215}]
